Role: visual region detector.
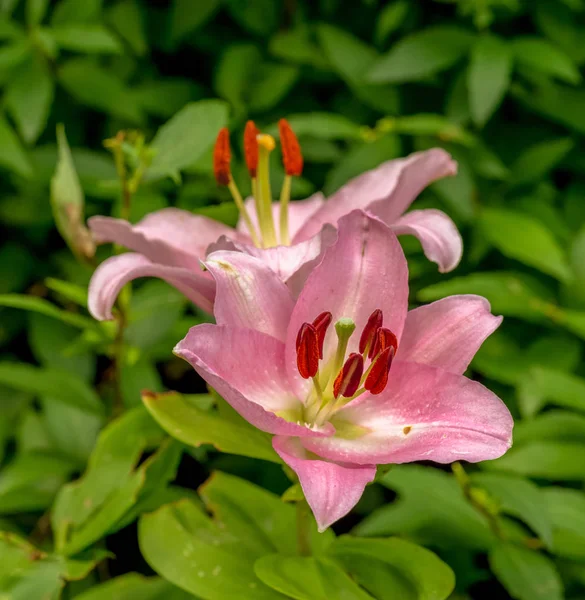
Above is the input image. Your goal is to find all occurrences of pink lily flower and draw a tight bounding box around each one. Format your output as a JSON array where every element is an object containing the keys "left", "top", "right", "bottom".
[
  {"left": 174, "top": 210, "right": 512, "bottom": 532},
  {"left": 88, "top": 119, "right": 460, "bottom": 321}
]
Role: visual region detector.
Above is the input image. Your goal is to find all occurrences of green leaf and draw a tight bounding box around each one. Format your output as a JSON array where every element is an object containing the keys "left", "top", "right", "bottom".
[
  {"left": 51, "top": 0, "right": 102, "bottom": 24},
  {"left": 5, "top": 54, "right": 53, "bottom": 143},
  {"left": 0, "top": 293, "right": 95, "bottom": 329},
  {"left": 139, "top": 499, "right": 283, "bottom": 600},
  {"left": 512, "top": 37, "right": 581, "bottom": 84},
  {"left": 543, "top": 487, "right": 585, "bottom": 560},
  {"left": 223, "top": 0, "right": 279, "bottom": 36},
  {"left": 269, "top": 26, "right": 330, "bottom": 70},
  {"left": 479, "top": 208, "right": 572, "bottom": 281},
  {"left": 58, "top": 58, "right": 143, "bottom": 123},
  {"left": 535, "top": 1, "right": 585, "bottom": 65},
  {"left": 485, "top": 441, "right": 585, "bottom": 480},
  {"left": 147, "top": 100, "right": 228, "bottom": 181},
  {"left": 142, "top": 391, "right": 277, "bottom": 462},
  {"left": 125, "top": 280, "right": 186, "bottom": 350},
  {"left": 0, "top": 532, "right": 100, "bottom": 598},
  {"left": 324, "top": 135, "right": 401, "bottom": 195},
  {"left": 75, "top": 574, "right": 195, "bottom": 600},
  {"left": 255, "top": 555, "right": 374, "bottom": 600},
  {"left": 248, "top": 63, "right": 299, "bottom": 113},
  {"left": 387, "top": 114, "right": 475, "bottom": 145},
  {"left": 106, "top": 0, "right": 147, "bottom": 56},
  {"left": 355, "top": 465, "right": 495, "bottom": 550},
  {"left": 510, "top": 137, "right": 574, "bottom": 184},
  {"left": 470, "top": 473, "right": 553, "bottom": 548},
  {"left": 269, "top": 112, "right": 361, "bottom": 140},
  {"left": 52, "top": 24, "right": 122, "bottom": 53},
  {"left": 0, "top": 115, "right": 33, "bottom": 177},
  {"left": 169, "top": 0, "right": 220, "bottom": 45},
  {"left": 417, "top": 272, "right": 555, "bottom": 324},
  {"left": 0, "top": 361, "right": 103, "bottom": 414},
  {"left": 133, "top": 78, "right": 202, "bottom": 118},
  {"left": 317, "top": 24, "right": 399, "bottom": 113},
  {"left": 328, "top": 536, "right": 455, "bottom": 600},
  {"left": 0, "top": 453, "right": 76, "bottom": 513},
  {"left": 52, "top": 406, "right": 166, "bottom": 555},
  {"left": 513, "top": 411, "right": 585, "bottom": 446},
  {"left": 374, "top": 0, "right": 409, "bottom": 46},
  {"left": 467, "top": 35, "right": 512, "bottom": 127},
  {"left": 516, "top": 367, "right": 585, "bottom": 417},
  {"left": 368, "top": 26, "right": 474, "bottom": 83},
  {"left": 489, "top": 543, "right": 563, "bottom": 600},
  {"left": 26, "top": 0, "right": 49, "bottom": 26},
  {"left": 200, "top": 471, "right": 332, "bottom": 557},
  {"left": 45, "top": 277, "right": 88, "bottom": 306}
]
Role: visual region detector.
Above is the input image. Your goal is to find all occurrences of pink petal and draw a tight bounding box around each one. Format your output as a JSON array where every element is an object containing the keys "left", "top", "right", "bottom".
[
  {"left": 285, "top": 210, "right": 409, "bottom": 398},
  {"left": 272, "top": 436, "right": 376, "bottom": 532},
  {"left": 391, "top": 209, "right": 462, "bottom": 273},
  {"left": 89, "top": 208, "right": 236, "bottom": 269},
  {"left": 207, "top": 226, "right": 338, "bottom": 298},
  {"left": 398, "top": 295, "right": 503, "bottom": 375},
  {"left": 88, "top": 253, "right": 215, "bottom": 320},
  {"left": 237, "top": 193, "right": 326, "bottom": 244},
  {"left": 175, "top": 324, "right": 334, "bottom": 437},
  {"left": 203, "top": 251, "right": 295, "bottom": 342},
  {"left": 295, "top": 149, "right": 457, "bottom": 241},
  {"left": 303, "top": 361, "right": 513, "bottom": 465}
]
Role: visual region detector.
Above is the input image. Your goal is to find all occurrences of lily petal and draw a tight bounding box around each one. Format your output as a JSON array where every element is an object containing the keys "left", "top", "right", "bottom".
[
  {"left": 295, "top": 149, "right": 457, "bottom": 241},
  {"left": 207, "top": 225, "right": 337, "bottom": 296},
  {"left": 175, "top": 325, "right": 333, "bottom": 437},
  {"left": 238, "top": 193, "right": 326, "bottom": 244},
  {"left": 89, "top": 208, "right": 235, "bottom": 269},
  {"left": 204, "top": 251, "right": 295, "bottom": 342},
  {"left": 286, "top": 211, "right": 409, "bottom": 398},
  {"left": 272, "top": 436, "right": 376, "bottom": 532},
  {"left": 88, "top": 253, "right": 215, "bottom": 320},
  {"left": 391, "top": 209, "right": 462, "bottom": 273},
  {"left": 398, "top": 295, "right": 503, "bottom": 375},
  {"left": 303, "top": 361, "right": 513, "bottom": 465}
]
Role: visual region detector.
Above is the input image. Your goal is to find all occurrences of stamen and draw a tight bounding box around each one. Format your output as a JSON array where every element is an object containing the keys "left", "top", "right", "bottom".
[
  {"left": 278, "top": 119, "right": 303, "bottom": 247},
  {"left": 333, "top": 353, "right": 364, "bottom": 399},
  {"left": 296, "top": 323, "right": 319, "bottom": 379},
  {"left": 213, "top": 128, "right": 231, "bottom": 186},
  {"left": 364, "top": 347, "right": 395, "bottom": 395},
  {"left": 256, "top": 134, "right": 278, "bottom": 247},
  {"left": 371, "top": 327, "right": 398, "bottom": 358},
  {"left": 278, "top": 119, "right": 303, "bottom": 177},
  {"left": 359, "top": 309, "right": 383, "bottom": 357},
  {"left": 212, "top": 128, "right": 260, "bottom": 247},
  {"left": 323, "top": 318, "right": 356, "bottom": 395},
  {"left": 312, "top": 311, "right": 332, "bottom": 359},
  {"left": 244, "top": 121, "right": 259, "bottom": 178}
]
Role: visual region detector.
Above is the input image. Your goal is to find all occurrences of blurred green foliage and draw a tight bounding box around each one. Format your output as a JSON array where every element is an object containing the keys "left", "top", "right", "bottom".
[{"left": 2, "top": 0, "right": 585, "bottom": 598}]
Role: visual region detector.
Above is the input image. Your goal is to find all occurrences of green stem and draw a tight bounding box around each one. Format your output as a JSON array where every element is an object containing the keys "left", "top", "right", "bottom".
[{"left": 296, "top": 500, "right": 312, "bottom": 557}]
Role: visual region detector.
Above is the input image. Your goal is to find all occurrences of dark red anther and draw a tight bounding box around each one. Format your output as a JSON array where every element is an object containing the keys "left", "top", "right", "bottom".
[
  {"left": 278, "top": 118, "right": 303, "bottom": 176},
  {"left": 244, "top": 120, "right": 259, "bottom": 177},
  {"left": 333, "top": 353, "right": 364, "bottom": 399},
  {"left": 371, "top": 327, "right": 398, "bottom": 358},
  {"left": 359, "top": 309, "right": 383, "bottom": 356},
  {"left": 364, "top": 347, "right": 394, "bottom": 395},
  {"left": 213, "top": 128, "right": 231, "bottom": 186},
  {"left": 296, "top": 323, "right": 320, "bottom": 379},
  {"left": 312, "top": 311, "right": 332, "bottom": 359}
]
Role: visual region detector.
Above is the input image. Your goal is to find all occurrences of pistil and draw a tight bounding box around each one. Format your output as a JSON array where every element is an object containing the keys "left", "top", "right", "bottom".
[{"left": 256, "top": 134, "right": 278, "bottom": 247}]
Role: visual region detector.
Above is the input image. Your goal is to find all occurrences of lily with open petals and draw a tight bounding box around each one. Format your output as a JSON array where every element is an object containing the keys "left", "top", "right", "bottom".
[
  {"left": 174, "top": 210, "right": 513, "bottom": 531},
  {"left": 88, "top": 119, "right": 460, "bottom": 321}
]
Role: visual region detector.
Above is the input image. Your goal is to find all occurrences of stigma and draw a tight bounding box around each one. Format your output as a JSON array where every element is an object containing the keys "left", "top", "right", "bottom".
[
  {"left": 212, "top": 119, "right": 303, "bottom": 249},
  {"left": 296, "top": 309, "right": 397, "bottom": 425}
]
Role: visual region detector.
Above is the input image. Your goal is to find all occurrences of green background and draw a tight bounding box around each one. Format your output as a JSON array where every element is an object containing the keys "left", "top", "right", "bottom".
[{"left": 1, "top": 0, "right": 585, "bottom": 598}]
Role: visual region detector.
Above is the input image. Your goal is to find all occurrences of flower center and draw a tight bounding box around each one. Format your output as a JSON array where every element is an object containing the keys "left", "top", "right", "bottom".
[
  {"left": 295, "top": 309, "right": 398, "bottom": 426},
  {"left": 212, "top": 119, "right": 303, "bottom": 249}
]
